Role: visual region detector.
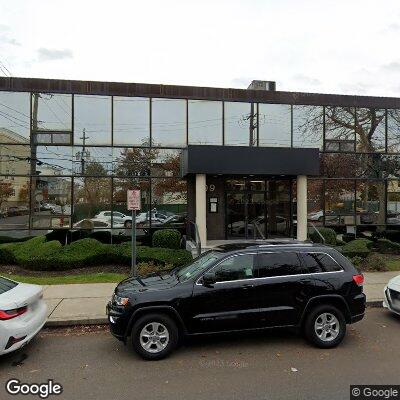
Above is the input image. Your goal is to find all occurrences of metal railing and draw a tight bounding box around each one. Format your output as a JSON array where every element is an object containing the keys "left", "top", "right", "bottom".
[
  {"left": 308, "top": 222, "right": 326, "bottom": 243},
  {"left": 186, "top": 219, "right": 202, "bottom": 256}
]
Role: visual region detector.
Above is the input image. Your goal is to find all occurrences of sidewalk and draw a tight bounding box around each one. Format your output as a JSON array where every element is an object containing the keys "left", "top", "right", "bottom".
[{"left": 42, "top": 271, "right": 400, "bottom": 327}]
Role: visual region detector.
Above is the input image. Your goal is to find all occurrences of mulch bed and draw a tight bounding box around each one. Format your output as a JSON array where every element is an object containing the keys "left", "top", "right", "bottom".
[{"left": 0, "top": 264, "right": 130, "bottom": 277}]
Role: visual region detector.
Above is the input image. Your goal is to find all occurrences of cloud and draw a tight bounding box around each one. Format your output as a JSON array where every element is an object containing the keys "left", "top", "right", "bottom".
[
  {"left": 292, "top": 74, "right": 321, "bottom": 86},
  {"left": 37, "top": 48, "right": 73, "bottom": 62},
  {"left": 380, "top": 23, "right": 400, "bottom": 34},
  {"left": 381, "top": 61, "right": 400, "bottom": 72},
  {"left": 0, "top": 34, "right": 20, "bottom": 46}
]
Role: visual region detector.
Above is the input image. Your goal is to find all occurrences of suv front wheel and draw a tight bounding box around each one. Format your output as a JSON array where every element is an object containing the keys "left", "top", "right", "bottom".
[
  {"left": 131, "top": 313, "right": 178, "bottom": 360},
  {"left": 303, "top": 304, "right": 346, "bottom": 348}
]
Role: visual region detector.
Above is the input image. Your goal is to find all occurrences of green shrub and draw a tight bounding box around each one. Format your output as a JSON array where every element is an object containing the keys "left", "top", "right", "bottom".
[
  {"left": 0, "top": 242, "right": 19, "bottom": 264},
  {"left": 342, "top": 239, "right": 372, "bottom": 258},
  {"left": 359, "top": 253, "right": 388, "bottom": 272},
  {"left": 0, "top": 235, "right": 192, "bottom": 271},
  {"left": 152, "top": 229, "right": 182, "bottom": 249},
  {"left": 376, "top": 238, "right": 400, "bottom": 255},
  {"left": 373, "top": 229, "right": 400, "bottom": 243},
  {"left": 310, "top": 228, "right": 337, "bottom": 245},
  {"left": 350, "top": 255, "right": 363, "bottom": 267},
  {"left": 342, "top": 233, "right": 356, "bottom": 243},
  {"left": 0, "top": 235, "right": 35, "bottom": 244}
]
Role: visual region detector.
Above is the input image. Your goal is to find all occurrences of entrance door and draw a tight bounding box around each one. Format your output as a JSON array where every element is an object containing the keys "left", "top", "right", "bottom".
[{"left": 226, "top": 178, "right": 292, "bottom": 239}]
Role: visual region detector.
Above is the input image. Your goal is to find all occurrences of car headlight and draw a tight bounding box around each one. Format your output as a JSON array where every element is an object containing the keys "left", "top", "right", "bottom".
[{"left": 113, "top": 294, "right": 130, "bottom": 306}]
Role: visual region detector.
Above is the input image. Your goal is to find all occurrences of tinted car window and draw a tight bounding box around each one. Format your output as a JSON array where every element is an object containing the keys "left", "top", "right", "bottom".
[
  {"left": 212, "top": 254, "right": 255, "bottom": 282},
  {"left": 0, "top": 277, "right": 18, "bottom": 294},
  {"left": 257, "top": 252, "right": 303, "bottom": 277},
  {"left": 302, "top": 252, "right": 342, "bottom": 273}
]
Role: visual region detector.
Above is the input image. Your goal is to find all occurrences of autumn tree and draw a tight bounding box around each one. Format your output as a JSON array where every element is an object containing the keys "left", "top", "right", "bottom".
[{"left": 0, "top": 180, "right": 13, "bottom": 209}]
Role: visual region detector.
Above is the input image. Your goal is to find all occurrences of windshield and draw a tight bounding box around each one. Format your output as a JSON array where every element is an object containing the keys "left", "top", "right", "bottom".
[{"left": 176, "top": 251, "right": 223, "bottom": 282}]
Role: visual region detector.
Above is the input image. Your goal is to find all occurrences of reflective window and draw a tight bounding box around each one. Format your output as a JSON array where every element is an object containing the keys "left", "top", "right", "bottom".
[
  {"left": 307, "top": 179, "right": 324, "bottom": 225},
  {"left": 152, "top": 98, "right": 186, "bottom": 147},
  {"left": 0, "top": 177, "right": 30, "bottom": 230},
  {"left": 293, "top": 105, "right": 323, "bottom": 149},
  {"left": 150, "top": 149, "right": 182, "bottom": 177},
  {"left": 212, "top": 254, "right": 255, "bottom": 282},
  {"left": 74, "top": 95, "right": 111, "bottom": 145},
  {"left": 325, "top": 107, "right": 355, "bottom": 152},
  {"left": 387, "top": 180, "right": 400, "bottom": 225},
  {"left": 73, "top": 177, "right": 112, "bottom": 223},
  {"left": 73, "top": 147, "right": 113, "bottom": 176},
  {"left": 320, "top": 153, "right": 359, "bottom": 178},
  {"left": 0, "top": 91, "right": 30, "bottom": 141},
  {"left": 257, "top": 252, "right": 302, "bottom": 278},
  {"left": 151, "top": 178, "right": 187, "bottom": 228},
  {"left": 113, "top": 97, "right": 150, "bottom": 146},
  {"left": 301, "top": 253, "right": 341, "bottom": 273},
  {"left": 356, "top": 181, "right": 385, "bottom": 225},
  {"left": 35, "top": 146, "right": 73, "bottom": 175},
  {"left": 33, "top": 93, "right": 72, "bottom": 132},
  {"left": 113, "top": 147, "right": 153, "bottom": 177},
  {"left": 258, "top": 104, "right": 291, "bottom": 147},
  {"left": 0, "top": 144, "right": 30, "bottom": 175},
  {"left": 387, "top": 110, "right": 400, "bottom": 153},
  {"left": 188, "top": 100, "right": 222, "bottom": 145},
  {"left": 324, "top": 180, "right": 355, "bottom": 225},
  {"left": 224, "top": 102, "right": 253, "bottom": 146},
  {"left": 356, "top": 108, "right": 385, "bottom": 153},
  {"left": 112, "top": 178, "right": 151, "bottom": 228},
  {"left": 31, "top": 176, "right": 72, "bottom": 228}
]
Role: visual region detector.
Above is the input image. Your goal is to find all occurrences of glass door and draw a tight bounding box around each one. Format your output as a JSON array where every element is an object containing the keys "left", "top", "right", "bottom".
[{"left": 226, "top": 192, "right": 247, "bottom": 238}]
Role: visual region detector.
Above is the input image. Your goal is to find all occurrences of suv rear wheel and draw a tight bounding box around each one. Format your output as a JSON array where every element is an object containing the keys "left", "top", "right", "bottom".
[
  {"left": 131, "top": 313, "right": 178, "bottom": 360},
  {"left": 303, "top": 304, "right": 346, "bottom": 348}
]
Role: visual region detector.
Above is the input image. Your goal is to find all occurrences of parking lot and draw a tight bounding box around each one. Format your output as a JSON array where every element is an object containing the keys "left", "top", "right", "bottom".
[{"left": 1, "top": 308, "right": 399, "bottom": 400}]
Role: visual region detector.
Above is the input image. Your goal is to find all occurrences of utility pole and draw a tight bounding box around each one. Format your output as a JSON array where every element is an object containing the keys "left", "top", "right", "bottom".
[
  {"left": 80, "top": 128, "right": 89, "bottom": 174},
  {"left": 30, "top": 93, "right": 39, "bottom": 234},
  {"left": 248, "top": 103, "right": 257, "bottom": 146}
]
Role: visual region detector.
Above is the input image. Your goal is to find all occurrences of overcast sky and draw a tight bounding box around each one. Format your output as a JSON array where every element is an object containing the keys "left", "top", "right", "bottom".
[{"left": 1, "top": 0, "right": 400, "bottom": 97}]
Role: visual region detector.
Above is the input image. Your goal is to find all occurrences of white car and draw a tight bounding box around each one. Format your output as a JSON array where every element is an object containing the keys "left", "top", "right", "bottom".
[
  {"left": 0, "top": 277, "right": 47, "bottom": 355},
  {"left": 94, "top": 211, "right": 132, "bottom": 227},
  {"left": 73, "top": 218, "right": 125, "bottom": 234},
  {"left": 383, "top": 275, "right": 400, "bottom": 316}
]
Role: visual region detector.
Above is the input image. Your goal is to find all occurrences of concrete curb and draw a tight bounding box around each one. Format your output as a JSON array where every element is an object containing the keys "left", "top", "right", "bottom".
[{"left": 43, "top": 300, "right": 384, "bottom": 328}]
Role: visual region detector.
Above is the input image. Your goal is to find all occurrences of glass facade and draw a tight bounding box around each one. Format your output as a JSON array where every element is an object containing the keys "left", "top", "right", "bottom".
[{"left": 1, "top": 85, "right": 400, "bottom": 239}]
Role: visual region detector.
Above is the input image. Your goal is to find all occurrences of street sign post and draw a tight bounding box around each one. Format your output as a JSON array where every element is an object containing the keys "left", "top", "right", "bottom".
[{"left": 127, "top": 190, "right": 141, "bottom": 277}]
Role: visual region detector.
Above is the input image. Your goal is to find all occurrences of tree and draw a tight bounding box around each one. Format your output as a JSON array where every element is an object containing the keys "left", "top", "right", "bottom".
[{"left": 0, "top": 180, "right": 13, "bottom": 209}]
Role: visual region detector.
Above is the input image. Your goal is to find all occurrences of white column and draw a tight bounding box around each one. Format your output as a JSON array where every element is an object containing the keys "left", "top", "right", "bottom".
[
  {"left": 195, "top": 174, "right": 207, "bottom": 246},
  {"left": 297, "top": 175, "right": 308, "bottom": 241}
]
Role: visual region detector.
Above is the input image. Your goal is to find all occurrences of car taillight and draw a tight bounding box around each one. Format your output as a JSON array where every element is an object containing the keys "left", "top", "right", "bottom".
[
  {"left": 353, "top": 274, "right": 364, "bottom": 287},
  {"left": 0, "top": 306, "right": 27, "bottom": 320}
]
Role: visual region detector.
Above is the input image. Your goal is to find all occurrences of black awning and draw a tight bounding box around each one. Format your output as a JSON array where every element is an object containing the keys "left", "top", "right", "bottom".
[{"left": 181, "top": 145, "right": 320, "bottom": 177}]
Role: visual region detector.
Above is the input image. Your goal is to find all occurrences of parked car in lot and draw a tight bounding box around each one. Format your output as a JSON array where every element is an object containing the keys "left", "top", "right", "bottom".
[
  {"left": 107, "top": 241, "right": 366, "bottom": 360},
  {"left": 72, "top": 218, "right": 125, "bottom": 234},
  {"left": 0, "top": 276, "right": 47, "bottom": 355},
  {"left": 94, "top": 211, "right": 132, "bottom": 227},
  {"left": 383, "top": 274, "right": 400, "bottom": 316}
]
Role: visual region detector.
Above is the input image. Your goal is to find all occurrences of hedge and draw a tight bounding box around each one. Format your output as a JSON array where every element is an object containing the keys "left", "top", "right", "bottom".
[
  {"left": 310, "top": 227, "right": 337, "bottom": 245},
  {"left": 376, "top": 238, "right": 400, "bottom": 255},
  {"left": 373, "top": 230, "right": 400, "bottom": 244},
  {"left": 0, "top": 236, "right": 192, "bottom": 271},
  {"left": 152, "top": 229, "right": 181, "bottom": 249},
  {"left": 359, "top": 253, "right": 388, "bottom": 272},
  {"left": 341, "top": 239, "right": 372, "bottom": 258}
]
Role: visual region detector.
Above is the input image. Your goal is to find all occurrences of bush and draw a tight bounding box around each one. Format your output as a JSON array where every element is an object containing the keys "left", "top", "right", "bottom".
[
  {"left": 359, "top": 253, "right": 388, "bottom": 272},
  {"left": 342, "top": 233, "right": 356, "bottom": 243},
  {"left": 310, "top": 227, "right": 337, "bottom": 245},
  {"left": 376, "top": 238, "right": 400, "bottom": 255},
  {"left": 0, "top": 235, "right": 35, "bottom": 244},
  {"left": 152, "top": 229, "right": 182, "bottom": 249},
  {"left": 342, "top": 239, "right": 372, "bottom": 258},
  {"left": 350, "top": 256, "right": 363, "bottom": 267},
  {"left": 0, "top": 236, "right": 192, "bottom": 271}
]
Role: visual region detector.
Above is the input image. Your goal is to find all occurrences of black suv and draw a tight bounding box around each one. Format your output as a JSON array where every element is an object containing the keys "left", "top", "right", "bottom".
[{"left": 107, "top": 242, "right": 366, "bottom": 360}]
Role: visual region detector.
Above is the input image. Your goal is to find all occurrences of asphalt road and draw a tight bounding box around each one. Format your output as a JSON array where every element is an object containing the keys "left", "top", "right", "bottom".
[{"left": 1, "top": 309, "right": 399, "bottom": 400}]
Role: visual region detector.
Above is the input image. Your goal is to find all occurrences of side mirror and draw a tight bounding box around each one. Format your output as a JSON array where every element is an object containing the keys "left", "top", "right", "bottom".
[{"left": 202, "top": 272, "right": 216, "bottom": 287}]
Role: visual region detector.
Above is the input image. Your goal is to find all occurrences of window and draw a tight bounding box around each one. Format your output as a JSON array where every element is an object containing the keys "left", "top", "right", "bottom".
[
  {"left": 113, "top": 97, "right": 150, "bottom": 146},
  {"left": 257, "top": 252, "right": 302, "bottom": 278},
  {"left": 356, "top": 108, "right": 385, "bottom": 153},
  {"left": 301, "top": 253, "right": 342, "bottom": 273},
  {"left": 152, "top": 98, "right": 186, "bottom": 147},
  {"left": 293, "top": 105, "right": 323, "bottom": 149},
  {"left": 258, "top": 104, "right": 291, "bottom": 147},
  {"left": 188, "top": 100, "right": 222, "bottom": 145},
  {"left": 0, "top": 277, "right": 18, "bottom": 294},
  {"left": 212, "top": 254, "right": 255, "bottom": 282},
  {"left": 325, "top": 106, "right": 355, "bottom": 152},
  {"left": 224, "top": 102, "right": 253, "bottom": 146}
]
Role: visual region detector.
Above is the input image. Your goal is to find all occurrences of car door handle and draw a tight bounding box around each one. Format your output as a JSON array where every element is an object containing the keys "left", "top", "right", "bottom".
[{"left": 242, "top": 284, "right": 255, "bottom": 289}]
